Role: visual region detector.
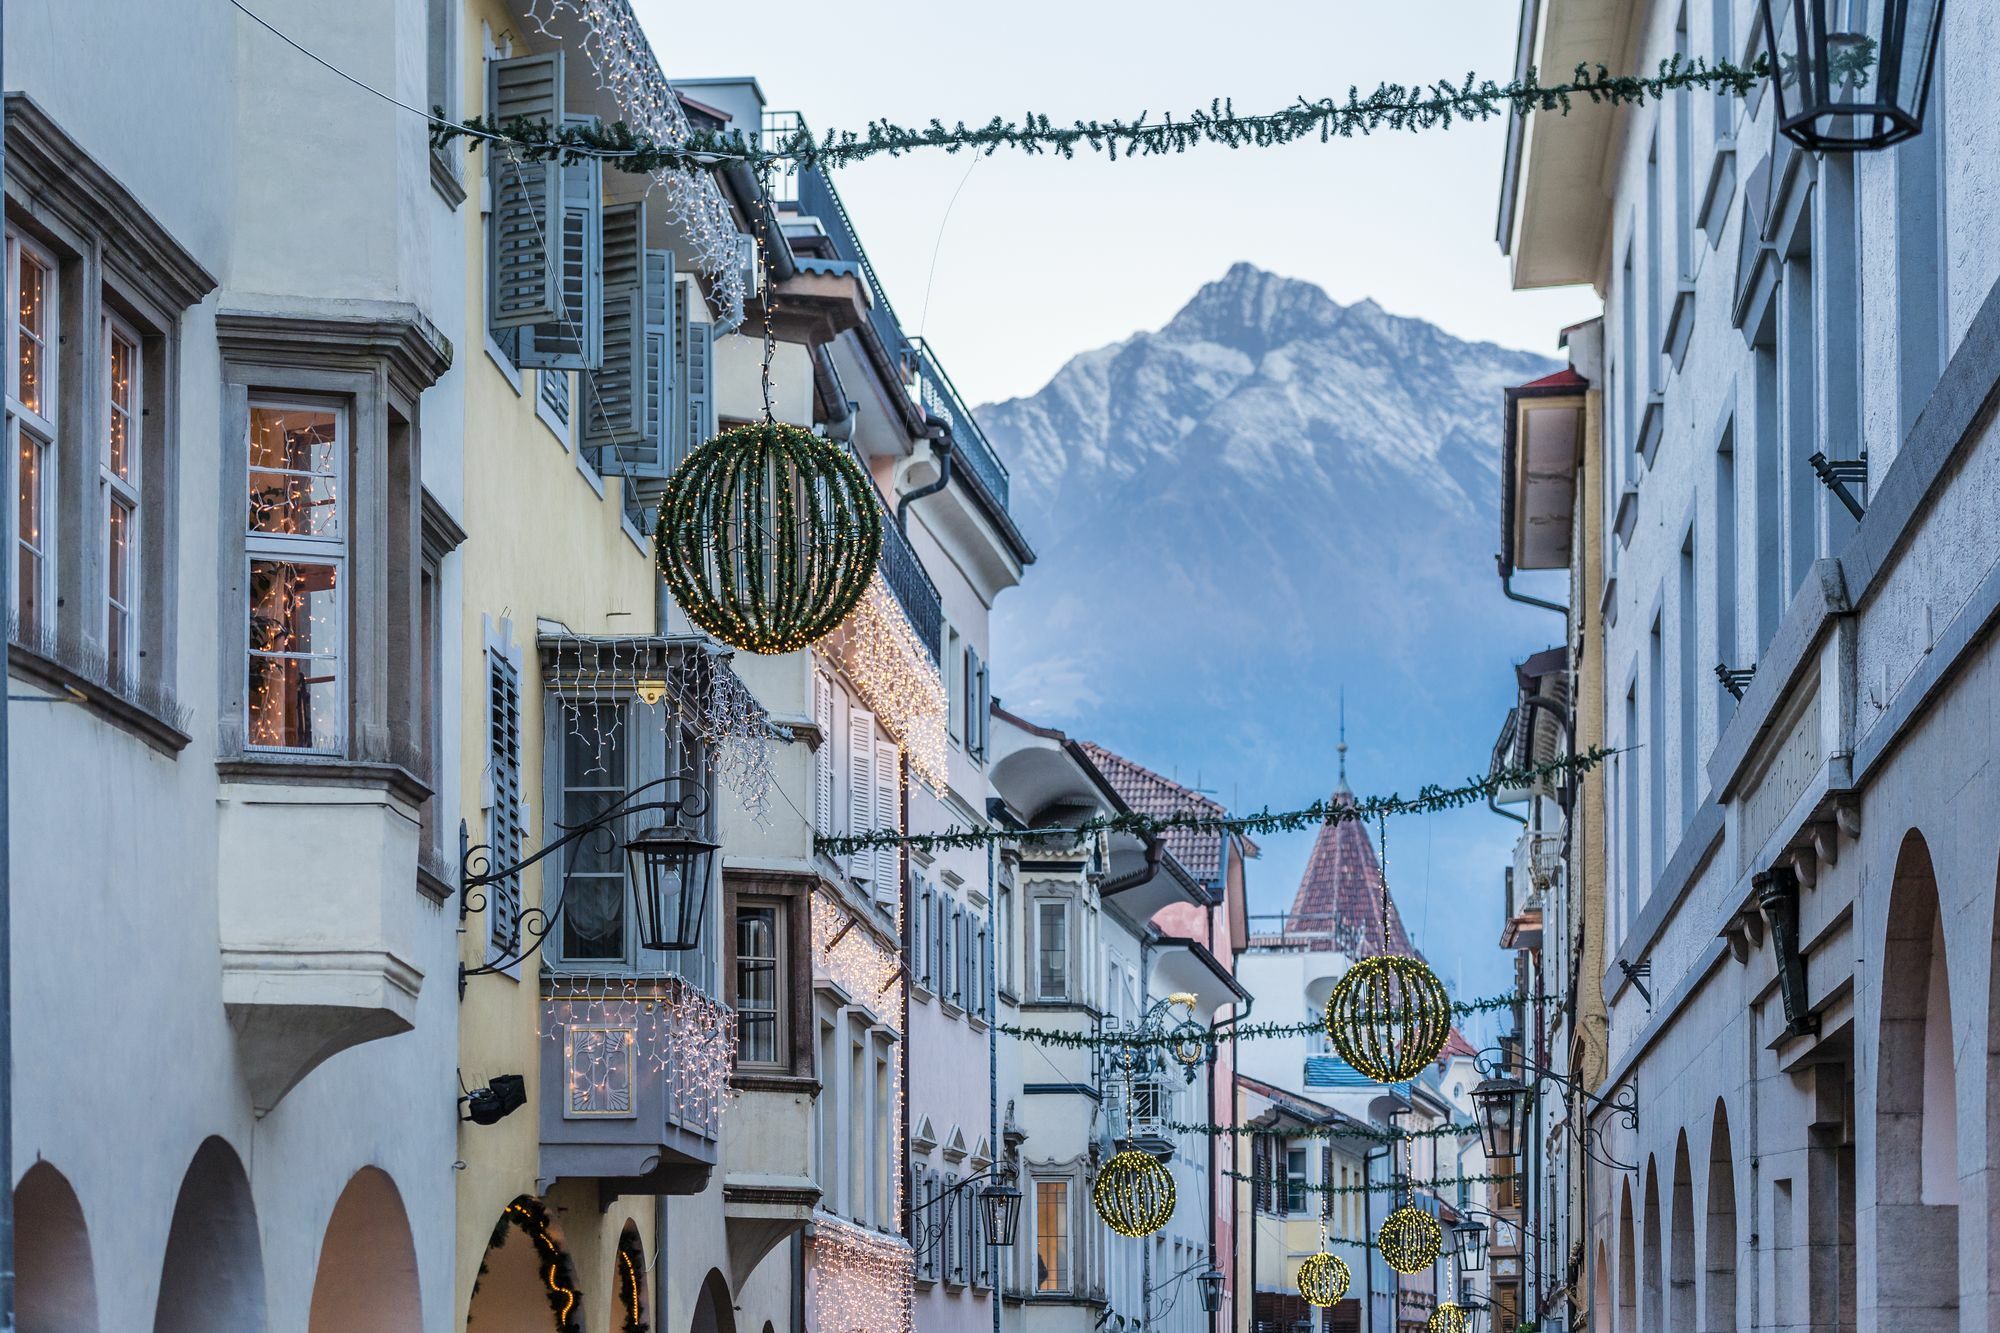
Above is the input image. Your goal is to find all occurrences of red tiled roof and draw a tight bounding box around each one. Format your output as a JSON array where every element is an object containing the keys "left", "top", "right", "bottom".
[
  {"left": 1286, "top": 791, "right": 1420, "bottom": 959},
  {"left": 1441, "top": 1028, "right": 1477, "bottom": 1062},
  {"left": 1078, "top": 741, "right": 1226, "bottom": 884}
]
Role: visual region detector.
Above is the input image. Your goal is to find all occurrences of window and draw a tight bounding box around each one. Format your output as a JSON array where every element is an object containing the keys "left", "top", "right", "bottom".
[
  {"left": 912, "top": 880, "right": 933, "bottom": 992},
  {"left": 942, "top": 900, "right": 960, "bottom": 1007},
  {"left": 972, "top": 923, "right": 989, "bottom": 1021},
  {"left": 1678, "top": 531, "right": 1698, "bottom": 826},
  {"left": 962, "top": 643, "right": 989, "bottom": 760},
  {"left": 812, "top": 667, "right": 834, "bottom": 836},
  {"left": 1035, "top": 1180, "right": 1069, "bottom": 1292},
  {"left": 735, "top": 900, "right": 784, "bottom": 1065},
  {"left": 7, "top": 232, "right": 55, "bottom": 646},
  {"left": 487, "top": 640, "right": 525, "bottom": 953},
  {"left": 1287, "top": 1147, "right": 1310, "bottom": 1214},
  {"left": 944, "top": 625, "right": 963, "bottom": 744},
  {"left": 245, "top": 402, "right": 345, "bottom": 751},
  {"left": 102, "top": 315, "right": 140, "bottom": 681},
  {"left": 843, "top": 701, "right": 901, "bottom": 900},
  {"left": 1648, "top": 617, "right": 1665, "bottom": 882},
  {"left": 1035, "top": 900, "right": 1069, "bottom": 1001},
  {"left": 997, "top": 879, "right": 1013, "bottom": 996},
  {"left": 556, "top": 702, "right": 627, "bottom": 962}
]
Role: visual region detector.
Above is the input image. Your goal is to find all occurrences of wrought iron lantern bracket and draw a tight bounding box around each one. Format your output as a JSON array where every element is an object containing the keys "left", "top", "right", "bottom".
[{"left": 1473, "top": 1047, "right": 1640, "bottom": 1173}]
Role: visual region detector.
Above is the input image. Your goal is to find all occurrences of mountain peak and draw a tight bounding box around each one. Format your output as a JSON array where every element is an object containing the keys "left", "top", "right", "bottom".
[{"left": 1163, "top": 263, "right": 1343, "bottom": 351}]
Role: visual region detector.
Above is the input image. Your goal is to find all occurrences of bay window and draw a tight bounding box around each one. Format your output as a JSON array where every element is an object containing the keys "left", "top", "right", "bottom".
[
  {"left": 244, "top": 401, "right": 345, "bottom": 752},
  {"left": 8, "top": 231, "right": 55, "bottom": 646},
  {"left": 734, "top": 899, "right": 784, "bottom": 1066},
  {"left": 1035, "top": 898, "right": 1070, "bottom": 1001}
]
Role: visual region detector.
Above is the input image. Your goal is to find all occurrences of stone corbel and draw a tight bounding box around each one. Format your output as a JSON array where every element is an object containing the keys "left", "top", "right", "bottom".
[
  {"left": 1834, "top": 798, "right": 1862, "bottom": 840},
  {"left": 1810, "top": 821, "right": 1839, "bottom": 870},
  {"left": 1787, "top": 846, "right": 1818, "bottom": 888}
]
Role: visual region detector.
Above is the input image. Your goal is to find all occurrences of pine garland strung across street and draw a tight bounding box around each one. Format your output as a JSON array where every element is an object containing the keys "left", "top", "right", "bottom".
[
  {"left": 654, "top": 421, "right": 883, "bottom": 655},
  {"left": 1001, "top": 989, "right": 1547, "bottom": 1053},
  {"left": 433, "top": 57, "right": 1771, "bottom": 173},
  {"left": 1094, "top": 1149, "right": 1179, "bottom": 1237},
  {"left": 1224, "top": 1168, "right": 1517, "bottom": 1196},
  {"left": 1298, "top": 1250, "right": 1352, "bottom": 1307},
  {"left": 1170, "top": 1119, "right": 1481, "bottom": 1144},
  {"left": 818, "top": 747, "right": 1612, "bottom": 857},
  {"left": 1379, "top": 1203, "right": 1445, "bottom": 1274}
]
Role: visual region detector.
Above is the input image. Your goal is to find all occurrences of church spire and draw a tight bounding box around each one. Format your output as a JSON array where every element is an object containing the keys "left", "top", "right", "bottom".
[{"left": 1333, "top": 689, "right": 1351, "bottom": 798}]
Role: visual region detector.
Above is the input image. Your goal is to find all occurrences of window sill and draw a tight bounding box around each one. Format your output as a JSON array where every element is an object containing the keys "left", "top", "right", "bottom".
[
  {"left": 939, "top": 998, "right": 965, "bottom": 1020},
  {"left": 8, "top": 637, "right": 191, "bottom": 756},
  {"left": 429, "top": 148, "right": 467, "bottom": 210},
  {"left": 216, "top": 753, "right": 432, "bottom": 808},
  {"left": 732, "top": 1070, "right": 819, "bottom": 1095},
  {"left": 484, "top": 333, "right": 524, "bottom": 394}
]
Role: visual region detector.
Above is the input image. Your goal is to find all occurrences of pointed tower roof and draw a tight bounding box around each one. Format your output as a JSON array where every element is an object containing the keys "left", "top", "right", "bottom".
[{"left": 1287, "top": 772, "right": 1418, "bottom": 959}]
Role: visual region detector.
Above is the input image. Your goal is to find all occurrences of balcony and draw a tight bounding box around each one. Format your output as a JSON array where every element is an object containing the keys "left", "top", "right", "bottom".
[
  {"left": 539, "top": 975, "right": 731, "bottom": 1204},
  {"left": 872, "top": 485, "right": 942, "bottom": 662},
  {"left": 908, "top": 337, "right": 1010, "bottom": 511}
]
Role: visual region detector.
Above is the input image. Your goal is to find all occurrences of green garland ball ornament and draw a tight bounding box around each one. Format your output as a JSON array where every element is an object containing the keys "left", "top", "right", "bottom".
[
  {"left": 655, "top": 421, "right": 882, "bottom": 655},
  {"left": 1323, "top": 953, "right": 1453, "bottom": 1084},
  {"left": 1378, "top": 1203, "right": 1444, "bottom": 1274},
  {"left": 1428, "top": 1302, "right": 1470, "bottom": 1333},
  {"left": 1298, "top": 1250, "right": 1352, "bottom": 1306},
  {"left": 1093, "top": 1149, "right": 1177, "bottom": 1238}
]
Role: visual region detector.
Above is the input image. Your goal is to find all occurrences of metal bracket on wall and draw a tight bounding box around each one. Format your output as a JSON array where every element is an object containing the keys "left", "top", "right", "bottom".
[
  {"left": 7, "top": 684, "right": 87, "bottom": 704},
  {"left": 1715, "top": 663, "right": 1757, "bottom": 700},
  {"left": 1808, "top": 451, "right": 1868, "bottom": 520}
]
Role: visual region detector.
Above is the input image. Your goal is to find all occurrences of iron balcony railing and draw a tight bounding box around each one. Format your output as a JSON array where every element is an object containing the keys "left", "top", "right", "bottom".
[
  {"left": 791, "top": 159, "right": 1011, "bottom": 513},
  {"left": 869, "top": 479, "right": 942, "bottom": 664}
]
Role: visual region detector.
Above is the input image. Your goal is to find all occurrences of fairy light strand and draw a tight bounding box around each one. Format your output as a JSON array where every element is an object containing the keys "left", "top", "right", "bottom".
[{"left": 823, "top": 576, "right": 949, "bottom": 791}]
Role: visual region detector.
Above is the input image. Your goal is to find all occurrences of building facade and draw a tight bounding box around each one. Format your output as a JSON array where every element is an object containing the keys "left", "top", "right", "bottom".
[{"left": 1504, "top": 0, "right": 2000, "bottom": 1327}]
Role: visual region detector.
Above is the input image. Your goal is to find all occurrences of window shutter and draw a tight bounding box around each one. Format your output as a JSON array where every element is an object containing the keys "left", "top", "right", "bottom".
[
  {"left": 487, "top": 650, "right": 524, "bottom": 952},
  {"left": 680, "top": 317, "right": 716, "bottom": 452},
  {"left": 634, "top": 248, "right": 677, "bottom": 474},
  {"left": 930, "top": 892, "right": 945, "bottom": 994},
  {"left": 538, "top": 367, "right": 571, "bottom": 430},
  {"left": 487, "top": 52, "right": 565, "bottom": 330},
  {"left": 582, "top": 201, "right": 647, "bottom": 456},
  {"left": 976, "top": 656, "right": 991, "bottom": 758},
  {"left": 873, "top": 739, "right": 900, "bottom": 905},
  {"left": 846, "top": 705, "right": 876, "bottom": 884},
  {"left": 975, "top": 924, "right": 989, "bottom": 1019},
  {"left": 812, "top": 669, "right": 835, "bottom": 836},
  {"left": 515, "top": 114, "right": 604, "bottom": 370}
]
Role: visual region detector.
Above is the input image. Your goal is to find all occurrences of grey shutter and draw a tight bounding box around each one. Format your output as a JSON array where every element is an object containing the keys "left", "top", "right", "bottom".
[
  {"left": 487, "top": 651, "right": 524, "bottom": 952},
  {"left": 487, "top": 52, "right": 565, "bottom": 331},
  {"left": 515, "top": 114, "right": 603, "bottom": 370},
  {"left": 680, "top": 318, "right": 715, "bottom": 454},
  {"left": 639, "top": 249, "right": 677, "bottom": 471},
  {"left": 582, "top": 201, "right": 648, "bottom": 455}
]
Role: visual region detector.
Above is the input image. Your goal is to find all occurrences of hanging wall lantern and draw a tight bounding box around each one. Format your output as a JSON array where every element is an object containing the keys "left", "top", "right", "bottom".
[
  {"left": 1452, "top": 1218, "right": 1489, "bottom": 1274},
  {"left": 1196, "top": 1266, "right": 1226, "bottom": 1313},
  {"left": 979, "top": 1178, "right": 1023, "bottom": 1248},
  {"left": 1471, "top": 1074, "right": 1528, "bottom": 1162},
  {"left": 1754, "top": 865, "right": 1819, "bottom": 1037},
  {"left": 626, "top": 819, "right": 721, "bottom": 952},
  {"left": 1758, "top": 0, "right": 1947, "bottom": 150}
]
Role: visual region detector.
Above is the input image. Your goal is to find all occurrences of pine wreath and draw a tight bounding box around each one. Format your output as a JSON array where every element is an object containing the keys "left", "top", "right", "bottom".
[
  {"left": 1298, "top": 1250, "right": 1352, "bottom": 1306},
  {"left": 1428, "top": 1302, "right": 1470, "bottom": 1333},
  {"left": 1093, "top": 1148, "right": 1177, "bottom": 1237},
  {"left": 1378, "top": 1203, "right": 1443, "bottom": 1274},
  {"left": 1322, "top": 953, "right": 1453, "bottom": 1084},
  {"left": 655, "top": 421, "right": 882, "bottom": 654}
]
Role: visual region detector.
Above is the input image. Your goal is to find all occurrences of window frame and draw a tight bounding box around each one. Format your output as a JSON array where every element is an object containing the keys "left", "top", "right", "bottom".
[
  {"left": 1034, "top": 1177, "right": 1071, "bottom": 1294},
  {"left": 101, "top": 309, "right": 142, "bottom": 684},
  {"left": 7, "top": 229, "right": 58, "bottom": 647},
  {"left": 733, "top": 895, "right": 788, "bottom": 1070},
  {"left": 243, "top": 395, "right": 349, "bottom": 755},
  {"left": 1033, "top": 895, "right": 1071, "bottom": 1002}
]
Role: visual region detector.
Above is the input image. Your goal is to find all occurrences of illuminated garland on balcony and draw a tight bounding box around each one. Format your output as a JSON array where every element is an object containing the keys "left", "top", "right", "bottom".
[
  {"left": 823, "top": 576, "right": 950, "bottom": 792},
  {"left": 810, "top": 1213, "right": 915, "bottom": 1333},
  {"left": 811, "top": 887, "right": 905, "bottom": 1013},
  {"left": 816, "top": 748, "right": 1611, "bottom": 855},
  {"left": 541, "top": 976, "right": 737, "bottom": 1128}
]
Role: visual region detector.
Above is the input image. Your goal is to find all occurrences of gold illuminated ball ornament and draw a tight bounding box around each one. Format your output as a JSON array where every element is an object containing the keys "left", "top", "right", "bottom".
[
  {"left": 1093, "top": 1149, "right": 1177, "bottom": 1238},
  {"left": 655, "top": 421, "right": 882, "bottom": 655},
  {"left": 1378, "top": 1204, "right": 1444, "bottom": 1274},
  {"left": 1428, "top": 1302, "right": 1470, "bottom": 1333},
  {"left": 1298, "top": 1251, "right": 1351, "bottom": 1307},
  {"left": 1322, "top": 953, "right": 1453, "bottom": 1084}
]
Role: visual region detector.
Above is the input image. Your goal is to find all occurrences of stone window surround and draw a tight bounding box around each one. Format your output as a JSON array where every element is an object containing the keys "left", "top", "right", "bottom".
[
  {"left": 2, "top": 94, "right": 217, "bottom": 753},
  {"left": 214, "top": 306, "right": 451, "bottom": 806},
  {"left": 725, "top": 867, "right": 819, "bottom": 1091}
]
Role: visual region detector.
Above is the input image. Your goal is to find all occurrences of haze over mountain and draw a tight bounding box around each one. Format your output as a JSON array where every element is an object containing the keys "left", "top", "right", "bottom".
[{"left": 979, "top": 262, "right": 1563, "bottom": 1003}]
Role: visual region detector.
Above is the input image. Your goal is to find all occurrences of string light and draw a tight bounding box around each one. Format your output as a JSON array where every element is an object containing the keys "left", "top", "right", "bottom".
[
  {"left": 1003, "top": 987, "right": 1537, "bottom": 1053},
  {"left": 542, "top": 976, "right": 738, "bottom": 1130},
  {"left": 1323, "top": 954, "right": 1454, "bottom": 1084},
  {"left": 1378, "top": 1204, "right": 1443, "bottom": 1275},
  {"left": 481, "top": 1199, "right": 585, "bottom": 1333},
  {"left": 617, "top": 1231, "right": 648, "bottom": 1333},
  {"left": 1298, "top": 1249, "right": 1351, "bottom": 1306},
  {"left": 520, "top": 0, "right": 746, "bottom": 326},
  {"left": 811, "top": 887, "right": 904, "bottom": 1009},
  {"left": 655, "top": 422, "right": 883, "bottom": 656},
  {"left": 1093, "top": 1149, "right": 1177, "bottom": 1238},
  {"left": 822, "top": 575, "right": 949, "bottom": 791},
  {"left": 809, "top": 1213, "right": 915, "bottom": 1333},
  {"left": 1429, "top": 1302, "right": 1470, "bottom": 1333}
]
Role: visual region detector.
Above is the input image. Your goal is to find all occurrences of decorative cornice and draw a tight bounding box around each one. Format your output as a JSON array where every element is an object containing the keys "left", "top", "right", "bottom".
[
  {"left": 3, "top": 93, "right": 217, "bottom": 315},
  {"left": 216, "top": 754, "right": 432, "bottom": 809},
  {"left": 216, "top": 305, "right": 454, "bottom": 401},
  {"left": 420, "top": 489, "right": 469, "bottom": 564}
]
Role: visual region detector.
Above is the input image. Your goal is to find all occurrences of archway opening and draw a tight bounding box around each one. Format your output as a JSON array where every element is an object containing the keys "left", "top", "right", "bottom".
[
  {"left": 466, "top": 1197, "right": 584, "bottom": 1333},
  {"left": 154, "top": 1137, "right": 265, "bottom": 1333},
  {"left": 1876, "top": 830, "right": 1960, "bottom": 1326},
  {"left": 1670, "top": 1133, "right": 1696, "bottom": 1328},
  {"left": 689, "top": 1269, "right": 736, "bottom": 1333},
  {"left": 1641, "top": 1160, "right": 1663, "bottom": 1330},
  {"left": 309, "top": 1167, "right": 421, "bottom": 1333},
  {"left": 615, "top": 1221, "right": 648, "bottom": 1333},
  {"left": 1704, "top": 1101, "right": 1737, "bottom": 1333},
  {"left": 1617, "top": 1180, "right": 1636, "bottom": 1333},
  {"left": 15, "top": 1161, "right": 98, "bottom": 1333},
  {"left": 1592, "top": 1240, "right": 1611, "bottom": 1330}
]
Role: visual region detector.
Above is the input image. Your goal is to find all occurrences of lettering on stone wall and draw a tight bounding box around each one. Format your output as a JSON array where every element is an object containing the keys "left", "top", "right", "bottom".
[{"left": 1738, "top": 689, "right": 1822, "bottom": 877}]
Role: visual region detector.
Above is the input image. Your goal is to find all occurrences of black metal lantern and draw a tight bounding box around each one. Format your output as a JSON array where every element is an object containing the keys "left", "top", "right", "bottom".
[
  {"left": 979, "top": 1178, "right": 1023, "bottom": 1248},
  {"left": 625, "top": 819, "right": 720, "bottom": 952},
  {"left": 1453, "top": 1218, "right": 1489, "bottom": 1274},
  {"left": 1471, "top": 1074, "right": 1528, "bottom": 1162},
  {"left": 1196, "top": 1266, "right": 1225, "bottom": 1314},
  {"left": 1758, "top": 0, "right": 1947, "bottom": 150},
  {"left": 1754, "top": 866, "right": 1820, "bottom": 1036}
]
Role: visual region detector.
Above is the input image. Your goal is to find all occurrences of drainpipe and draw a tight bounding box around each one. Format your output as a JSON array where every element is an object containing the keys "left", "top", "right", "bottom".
[
  {"left": 988, "top": 834, "right": 1001, "bottom": 1333},
  {"left": 895, "top": 417, "right": 954, "bottom": 536},
  {"left": 1, "top": 7, "right": 16, "bottom": 1326},
  {"left": 1495, "top": 554, "right": 1568, "bottom": 617}
]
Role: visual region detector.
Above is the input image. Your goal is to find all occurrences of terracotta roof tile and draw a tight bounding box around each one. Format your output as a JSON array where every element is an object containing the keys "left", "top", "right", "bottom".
[
  {"left": 1286, "top": 792, "right": 1420, "bottom": 959},
  {"left": 1078, "top": 741, "right": 1225, "bottom": 884}
]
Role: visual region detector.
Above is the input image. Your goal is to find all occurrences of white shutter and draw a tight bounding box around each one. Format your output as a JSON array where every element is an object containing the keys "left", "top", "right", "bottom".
[
  {"left": 874, "top": 737, "right": 900, "bottom": 906},
  {"left": 582, "top": 201, "right": 647, "bottom": 454},
  {"left": 847, "top": 704, "right": 876, "bottom": 883},
  {"left": 812, "top": 669, "right": 835, "bottom": 836},
  {"left": 515, "top": 114, "right": 604, "bottom": 370},
  {"left": 487, "top": 52, "right": 565, "bottom": 330}
]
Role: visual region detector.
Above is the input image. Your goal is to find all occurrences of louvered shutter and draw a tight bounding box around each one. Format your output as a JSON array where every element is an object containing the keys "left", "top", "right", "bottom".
[
  {"left": 487, "top": 52, "right": 565, "bottom": 331},
  {"left": 812, "top": 669, "right": 835, "bottom": 835},
  {"left": 629, "top": 249, "right": 677, "bottom": 475},
  {"left": 515, "top": 114, "right": 604, "bottom": 370},
  {"left": 846, "top": 705, "right": 876, "bottom": 884},
  {"left": 975, "top": 655, "right": 991, "bottom": 758},
  {"left": 680, "top": 317, "right": 716, "bottom": 453},
  {"left": 487, "top": 651, "right": 524, "bottom": 952},
  {"left": 874, "top": 737, "right": 900, "bottom": 905},
  {"left": 582, "top": 202, "right": 647, "bottom": 455}
]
